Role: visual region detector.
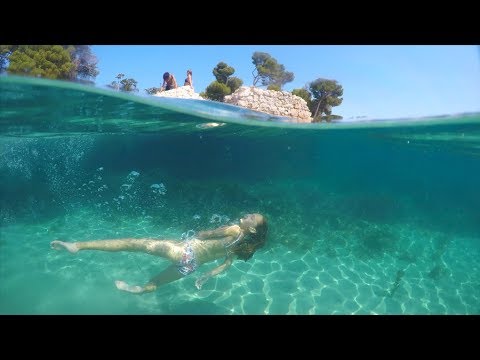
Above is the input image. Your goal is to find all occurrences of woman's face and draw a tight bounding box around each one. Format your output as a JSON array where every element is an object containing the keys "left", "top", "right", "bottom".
[
  {"left": 240, "top": 214, "right": 263, "bottom": 233},
  {"left": 241, "top": 214, "right": 253, "bottom": 221}
]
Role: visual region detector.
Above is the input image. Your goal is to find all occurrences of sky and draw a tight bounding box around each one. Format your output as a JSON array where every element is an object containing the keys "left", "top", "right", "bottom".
[{"left": 91, "top": 45, "right": 479, "bottom": 120}]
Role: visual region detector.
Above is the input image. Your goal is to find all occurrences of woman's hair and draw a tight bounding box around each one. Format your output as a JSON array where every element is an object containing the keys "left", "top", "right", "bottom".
[
  {"left": 187, "top": 69, "right": 192, "bottom": 75},
  {"left": 231, "top": 215, "right": 268, "bottom": 261},
  {"left": 163, "top": 72, "right": 170, "bottom": 80}
]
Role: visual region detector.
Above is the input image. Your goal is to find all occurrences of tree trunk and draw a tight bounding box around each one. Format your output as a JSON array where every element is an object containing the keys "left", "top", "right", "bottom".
[
  {"left": 313, "top": 98, "right": 322, "bottom": 120},
  {"left": 252, "top": 69, "right": 259, "bottom": 86}
]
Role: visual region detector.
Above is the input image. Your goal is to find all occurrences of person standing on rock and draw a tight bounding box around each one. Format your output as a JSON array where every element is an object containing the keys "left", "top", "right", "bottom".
[
  {"left": 161, "top": 72, "right": 177, "bottom": 91},
  {"left": 184, "top": 69, "right": 193, "bottom": 89}
]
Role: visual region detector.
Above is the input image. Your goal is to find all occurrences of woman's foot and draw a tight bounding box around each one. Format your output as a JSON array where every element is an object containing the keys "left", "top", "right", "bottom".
[
  {"left": 115, "top": 280, "right": 144, "bottom": 294},
  {"left": 50, "top": 240, "right": 79, "bottom": 253}
]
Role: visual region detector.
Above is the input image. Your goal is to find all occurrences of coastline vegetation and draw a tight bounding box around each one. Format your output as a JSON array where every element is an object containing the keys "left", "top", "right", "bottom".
[
  {"left": 1, "top": 45, "right": 98, "bottom": 84},
  {"left": 1, "top": 45, "right": 344, "bottom": 121}
]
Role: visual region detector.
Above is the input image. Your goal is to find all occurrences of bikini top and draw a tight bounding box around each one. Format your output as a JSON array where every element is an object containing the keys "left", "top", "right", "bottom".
[{"left": 223, "top": 231, "right": 244, "bottom": 256}]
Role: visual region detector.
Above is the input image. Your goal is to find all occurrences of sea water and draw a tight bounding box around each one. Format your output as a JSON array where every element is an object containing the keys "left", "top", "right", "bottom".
[{"left": 1, "top": 76, "right": 479, "bottom": 314}]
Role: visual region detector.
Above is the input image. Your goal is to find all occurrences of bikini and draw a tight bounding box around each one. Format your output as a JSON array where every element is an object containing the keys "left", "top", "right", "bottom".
[
  {"left": 223, "top": 232, "right": 244, "bottom": 256},
  {"left": 177, "top": 241, "right": 197, "bottom": 276},
  {"left": 177, "top": 231, "right": 244, "bottom": 276}
]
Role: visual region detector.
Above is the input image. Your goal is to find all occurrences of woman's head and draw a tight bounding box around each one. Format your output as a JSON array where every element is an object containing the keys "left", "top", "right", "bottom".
[
  {"left": 187, "top": 69, "right": 192, "bottom": 76},
  {"left": 163, "top": 72, "right": 170, "bottom": 81},
  {"left": 233, "top": 213, "right": 268, "bottom": 261}
]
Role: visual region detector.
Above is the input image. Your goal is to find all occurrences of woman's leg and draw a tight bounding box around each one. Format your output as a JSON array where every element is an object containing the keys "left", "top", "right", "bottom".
[
  {"left": 50, "top": 238, "right": 181, "bottom": 260},
  {"left": 115, "top": 265, "right": 185, "bottom": 294}
]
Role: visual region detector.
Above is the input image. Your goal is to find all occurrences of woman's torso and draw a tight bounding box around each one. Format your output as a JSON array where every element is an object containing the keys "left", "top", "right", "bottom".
[
  {"left": 188, "top": 238, "right": 229, "bottom": 264},
  {"left": 190, "top": 224, "right": 242, "bottom": 264}
]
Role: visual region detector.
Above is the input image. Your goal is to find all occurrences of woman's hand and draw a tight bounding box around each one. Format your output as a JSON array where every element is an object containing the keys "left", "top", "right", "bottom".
[
  {"left": 195, "top": 275, "right": 209, "bottom": 290},
  {"left": 115, "top": 280, "right": 144, "bottom": 294}
]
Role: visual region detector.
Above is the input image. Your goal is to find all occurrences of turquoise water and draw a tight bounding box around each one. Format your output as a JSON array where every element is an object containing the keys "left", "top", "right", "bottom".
[{"left": 1, "top": 76, "right": 479, "bottom": 315}]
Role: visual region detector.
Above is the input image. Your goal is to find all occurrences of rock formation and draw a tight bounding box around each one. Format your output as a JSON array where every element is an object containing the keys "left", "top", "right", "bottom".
[
  {"left": 224, "top": 86, "right": 312, "bottom": 123},
  {"left": 154, "top": 86, "right": 203, "bottom": 100}
]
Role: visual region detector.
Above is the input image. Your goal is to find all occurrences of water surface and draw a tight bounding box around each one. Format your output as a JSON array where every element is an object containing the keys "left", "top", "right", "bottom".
[{"left": 1, "top": 77, "right": 479, "bottom": 314}]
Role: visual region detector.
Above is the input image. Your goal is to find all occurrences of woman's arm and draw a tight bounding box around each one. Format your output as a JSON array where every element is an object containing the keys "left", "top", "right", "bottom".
[
  {"left": 172, "top": 75, "right": 178, "bottom": 88},
  {"left": 195, "top": 256, "right": 234, "bottom": 289},
  {"left": 197, "top": 225, "right": 239, "bottom": 239}
]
